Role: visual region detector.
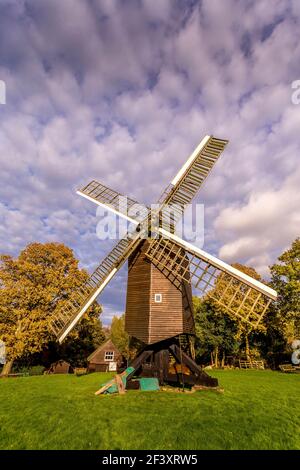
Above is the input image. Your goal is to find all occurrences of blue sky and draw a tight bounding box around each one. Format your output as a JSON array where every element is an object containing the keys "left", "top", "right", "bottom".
[{"left": 0, "top": 0, "right": 299, "bottom": 324}]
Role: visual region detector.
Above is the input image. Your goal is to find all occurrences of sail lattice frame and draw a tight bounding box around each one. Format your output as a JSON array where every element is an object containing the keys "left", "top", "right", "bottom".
[
  {"left": 145, "top": 236, "right": 272, "bottom": 329},
  {"left": 158, "top": 137, "right": 228, "bottom": 229},
  {"left": 79, "top": 180, "right": 149, "bottom": 222}
]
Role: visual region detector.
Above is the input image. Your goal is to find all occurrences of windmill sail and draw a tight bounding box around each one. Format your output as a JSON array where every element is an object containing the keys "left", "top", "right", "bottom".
[
  {"left": 158, "top": 136, "right": 228, "bottom": 228},
  {"left": 77, "top": 180, "right": 148, "bottom": 223},
  {"left": 50, "top": 230, "right": 142, "bottom": 343},
  {"left": 78, "top": 137, "right": 228, "bottom": 232},
  {"left": 145, "top": 230, "right": 277, "bottom": 329}
]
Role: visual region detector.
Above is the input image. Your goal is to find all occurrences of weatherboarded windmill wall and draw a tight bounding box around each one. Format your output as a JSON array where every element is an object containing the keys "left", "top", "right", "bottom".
[{"left": 125, "top": 241, "right": 194, "bottom": 345}]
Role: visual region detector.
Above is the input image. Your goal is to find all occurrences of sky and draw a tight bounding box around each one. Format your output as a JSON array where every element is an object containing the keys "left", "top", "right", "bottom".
[{"left": 0, "top": 0, "right": 299, "bottom": 325}]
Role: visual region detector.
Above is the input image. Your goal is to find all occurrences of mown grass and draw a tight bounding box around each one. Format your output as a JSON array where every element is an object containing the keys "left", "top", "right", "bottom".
[{"left": 0, "top": 370, "right": 299, "bottom": 450}]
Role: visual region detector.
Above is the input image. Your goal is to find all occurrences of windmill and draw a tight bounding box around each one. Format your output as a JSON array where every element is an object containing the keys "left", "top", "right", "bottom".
[{"left": 50, "top": 135, "right": 277, "bottom": 389}]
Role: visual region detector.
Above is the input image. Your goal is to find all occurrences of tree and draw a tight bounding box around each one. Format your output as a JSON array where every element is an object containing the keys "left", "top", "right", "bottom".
[
  {"left": 110, "top": 314, "right": 143, "bottom": 362},
  {"left": 0, "top": 242, "right": 104, "bottom": 375},
  {"left": 212, "top": 263, "right": 268, "bottom": 361},
  {"left": 56, "top": 307, "right": 105, "bottom": 367},
  {"left": 270, "top": 238, "right": 300, "bottom": 343},
  {"left": 110, "top": 315, "right": 130, "bottom": 359},
  {"left": 193, "top": 263, "right": 270, "bottom": 365},
  {"left": 193, "top": 296, "right": 239, "bottom": 367}
]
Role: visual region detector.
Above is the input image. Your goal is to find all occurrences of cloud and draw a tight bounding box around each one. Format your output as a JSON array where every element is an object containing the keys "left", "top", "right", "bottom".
[
  {"left": 215, "top": 167, "right": 300, "bottom": 275},
  {"left": 0, "top": 0, "right": 299, "bottom": 320}
]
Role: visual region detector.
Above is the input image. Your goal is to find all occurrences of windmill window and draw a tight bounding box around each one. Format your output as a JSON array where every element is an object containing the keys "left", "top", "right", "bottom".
[
  {"left": 154, "top": 293, "right": 162, "bottom": 303},
  {"left": 104, "top": 351, "right": 114, "bottom": 361}
]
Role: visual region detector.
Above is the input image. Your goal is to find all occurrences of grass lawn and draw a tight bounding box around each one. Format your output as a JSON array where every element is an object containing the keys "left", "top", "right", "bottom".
[{"left": 0, "top": 370, "right": 299, "bottom": 450}]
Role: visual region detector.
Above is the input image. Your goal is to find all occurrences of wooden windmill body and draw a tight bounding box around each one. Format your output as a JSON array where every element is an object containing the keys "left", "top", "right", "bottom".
[
  {"left": 50, "top": 135, "right": 277, "bottom": 390},
  {"left": 126, "top": 240, "right": 194, "bottom": 345}
]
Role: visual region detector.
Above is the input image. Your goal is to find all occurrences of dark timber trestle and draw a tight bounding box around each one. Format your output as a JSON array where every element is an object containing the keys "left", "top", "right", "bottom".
[{"left": 127, "top": 336, "right": 218, "bottom": 388}]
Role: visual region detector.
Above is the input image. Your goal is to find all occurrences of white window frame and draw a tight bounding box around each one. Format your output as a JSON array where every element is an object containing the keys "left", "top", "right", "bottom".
[
  {"left": 154, "top": 293, "right": 162, "bottom": 303},
  {"left": 104, "top": 351, "right": 114, "bottom": 361}
]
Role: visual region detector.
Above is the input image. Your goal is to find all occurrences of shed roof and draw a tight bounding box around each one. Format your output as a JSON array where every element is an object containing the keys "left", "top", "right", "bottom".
[
  {"left": 87, "top": 339, "right": 121, "bottom": 362},
  {"left": 51, "top": 359, "right": 71, "bottom": 367}
]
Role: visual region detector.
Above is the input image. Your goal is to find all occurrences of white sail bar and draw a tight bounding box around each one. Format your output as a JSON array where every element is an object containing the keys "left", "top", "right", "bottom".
[
  {"left": 158, "top": 136, "right": 229, "bottom": 229},
  {"left": 78, "top": 180, "right": 149, "bottom": 223},
  {"left": 160, "top": 229, "right": 277, "bottom": 301},
  {"left": 171, "top": 135, "right": 211, "bottom": 186},
  {"left": 77, "top": 190, "right": 139, "bottom": 225}
]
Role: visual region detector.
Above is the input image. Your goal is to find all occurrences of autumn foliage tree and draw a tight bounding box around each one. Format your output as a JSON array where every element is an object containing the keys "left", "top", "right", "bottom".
[{"left": 0, "top": 242, "right": 103, "bottom": 375}]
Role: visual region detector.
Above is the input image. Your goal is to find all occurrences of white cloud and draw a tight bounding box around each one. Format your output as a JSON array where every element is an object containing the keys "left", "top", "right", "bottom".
[{"left": 215, "top": 167, "right": 300, "bottom": 275}]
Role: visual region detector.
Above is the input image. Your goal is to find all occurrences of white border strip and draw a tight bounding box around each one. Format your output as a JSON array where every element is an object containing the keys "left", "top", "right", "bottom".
[
  {"left": 160, "top": 229, "right": 277, "bottom": 300},
  {"left": 171, "top": 135, "right": 211, "bottom": 186},
  {"left": 58, "top": 268, "right": 118, "bottom": 343}
]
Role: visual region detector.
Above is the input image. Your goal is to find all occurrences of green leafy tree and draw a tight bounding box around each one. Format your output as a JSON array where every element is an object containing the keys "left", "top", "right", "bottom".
[
  {"left": 110, "top": 314, "right": 143, "bottom": 362},
  {"left": 0, "top": 242, "right": 104, "bottom": 375},
  {"left": 270, "top": 238, "right": 300, "bottom": 343},
  {"left": 193, "top": 296, "right": 239, "bottom": 367},
  {"left": 110, "top": 314, "right": 130, "bottom": 359},
  {"left": 57, "top": 311, "right": 105, "bottom": 367},
  {"left": 212, "top": 263, "right": 268, "bottom": 360},
  {"left": 250, "top": 238, "right": 300, "bottom": 367},
  {"left": 194, "top": 263, "right": 271, "bottom": 364}
]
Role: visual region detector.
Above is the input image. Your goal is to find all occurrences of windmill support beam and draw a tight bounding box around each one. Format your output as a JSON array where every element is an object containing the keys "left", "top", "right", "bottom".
[{"left": 126, "top": 336, "right": 218, "bottom": 389}]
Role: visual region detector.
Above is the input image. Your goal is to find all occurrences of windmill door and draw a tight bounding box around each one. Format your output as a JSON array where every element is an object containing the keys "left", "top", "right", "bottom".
[{"left": 109, "top": 361, "right": 117, "bottom": 371}]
